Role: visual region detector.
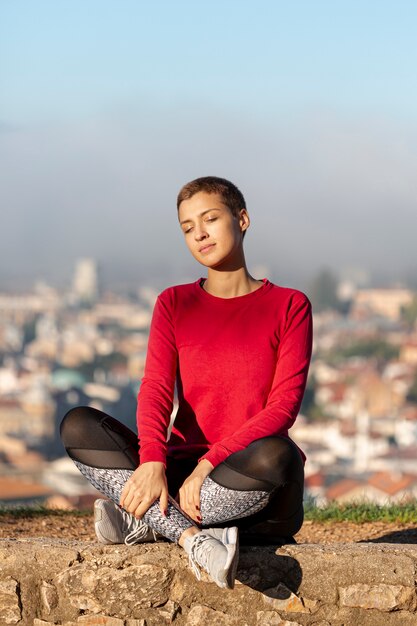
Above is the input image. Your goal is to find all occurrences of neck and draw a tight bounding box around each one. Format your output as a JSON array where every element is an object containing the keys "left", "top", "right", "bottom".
[{"left": 203, "top": 265, "right": 263, "bottom": 298}]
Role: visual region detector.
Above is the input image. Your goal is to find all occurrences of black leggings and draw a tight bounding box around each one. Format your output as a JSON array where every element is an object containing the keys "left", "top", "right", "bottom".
[{"left": 60, "top": 406, "right": 304, "bottom": 542}]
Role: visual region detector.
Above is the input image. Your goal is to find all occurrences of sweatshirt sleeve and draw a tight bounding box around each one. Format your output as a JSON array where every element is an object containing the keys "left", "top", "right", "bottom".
[
  {"left": 201, "top": 293, "right": 313, "bottom": 468},
  {"left": 136, "top": 290, "right": 178, "bottom": 465}
]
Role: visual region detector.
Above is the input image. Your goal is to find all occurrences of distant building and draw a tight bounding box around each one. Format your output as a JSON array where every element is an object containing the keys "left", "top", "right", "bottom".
[
  {"left": 0, "top": 384, "right": 55, "bottom": 442},
  {"left": 324, "top": 472, "right": 417, "bottom": 505},
  {"left": 400, "top": 339, "right": 417, "bottom": 365},
  {"left": 351, "top": 288, "right": 413, "bottom": 321},
  {"left": 0, "top": 292, "right": 60, "bottom": 323},
  {"left": 72, "top": 258, "right": 98, "bottom": 303},
  {"left": 0, "top": 476, "right": 54, "bottom": 506}
]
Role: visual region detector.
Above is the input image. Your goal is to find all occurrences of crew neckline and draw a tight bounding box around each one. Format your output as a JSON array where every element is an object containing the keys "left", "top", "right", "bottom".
[{"left": 195, "top": 278, "right": 272, "bottom": 303}]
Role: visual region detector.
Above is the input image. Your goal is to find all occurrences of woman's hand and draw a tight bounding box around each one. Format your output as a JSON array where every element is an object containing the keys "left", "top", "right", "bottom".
[
  {"left": 179, "top": 459, "right": 214, "bottom": 523},
  {"left": 120, "top": 461, "right": 168, "bottom": 519}
]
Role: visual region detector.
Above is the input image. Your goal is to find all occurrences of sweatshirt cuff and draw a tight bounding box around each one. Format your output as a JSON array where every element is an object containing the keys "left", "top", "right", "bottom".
[
  {"left": 199, "top": 443, "right": 232, "bottom": 468},
  {"left": 139, "top": 443, "right": 167, "bottom": 466}
]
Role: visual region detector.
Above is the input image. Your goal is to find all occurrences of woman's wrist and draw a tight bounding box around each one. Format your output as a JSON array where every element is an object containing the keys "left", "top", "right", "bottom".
[
  {"left": 140, "top": 460, "right": 165, "bottom": 467},
  {"left": 196, "top": 459, "right": 214, "bottom": 477}
]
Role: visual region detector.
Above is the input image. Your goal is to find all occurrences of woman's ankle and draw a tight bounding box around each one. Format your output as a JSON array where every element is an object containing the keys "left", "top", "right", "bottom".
[{"left": 179, "top": 526, "right": 200, "bottom": 548}]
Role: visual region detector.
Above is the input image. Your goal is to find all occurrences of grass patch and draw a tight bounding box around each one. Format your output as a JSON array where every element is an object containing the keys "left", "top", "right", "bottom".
[
  {"left": 1, "top": 501, "right": 417, "bottom": 523},
  {"left": 0, "top": 504, "right": 91, "bottom": 518},
  {"left": 304, "top": 500, "right": 417, "bottom": 524}
]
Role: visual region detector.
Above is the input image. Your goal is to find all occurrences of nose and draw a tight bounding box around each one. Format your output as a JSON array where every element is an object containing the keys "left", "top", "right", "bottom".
[{"left": 194, "top": 224, "right": 208, "bottom": 241}]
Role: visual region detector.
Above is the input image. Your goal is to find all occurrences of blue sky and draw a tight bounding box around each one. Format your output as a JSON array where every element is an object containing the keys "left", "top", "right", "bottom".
[
  {"left": 3, "top": 1, "right": 417, "bottom": 122},
  {"left": 1, "top": 1, "right": 417, "bottom": 289}
]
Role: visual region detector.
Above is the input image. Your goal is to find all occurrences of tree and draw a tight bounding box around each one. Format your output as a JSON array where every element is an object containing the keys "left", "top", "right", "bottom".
[
  {"left": 338, "top": 339, "right": 399, "bottom": 362},
  {"left": 401, "top": 296, "right": 417, "bottom": 330},
  {"left": 300, "top": 376, "right": 328, "bottom": 421},
  {"left": 308, "top": 269, "right": 340, "bottom": 313}
]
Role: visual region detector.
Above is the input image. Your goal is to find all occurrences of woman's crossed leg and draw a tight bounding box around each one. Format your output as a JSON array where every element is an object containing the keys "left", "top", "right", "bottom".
[{"left": 60, "top": 406, "right": 304, "bottom": 585}]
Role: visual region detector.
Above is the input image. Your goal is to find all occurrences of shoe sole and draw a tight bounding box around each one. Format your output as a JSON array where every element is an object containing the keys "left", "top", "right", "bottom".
[
  {"left": 94, "top": 500, "right": 118, "bottom": 545},
  {"left": 220, "top": 527, "right": 239, "bottom": 590}
]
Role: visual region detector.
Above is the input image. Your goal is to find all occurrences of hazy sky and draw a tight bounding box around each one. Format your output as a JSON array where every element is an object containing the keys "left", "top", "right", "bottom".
[{"left": 1, "top": 0, "right": 417, "bottom": 291}]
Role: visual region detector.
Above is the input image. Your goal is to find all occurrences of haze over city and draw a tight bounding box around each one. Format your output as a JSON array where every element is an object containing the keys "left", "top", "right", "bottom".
[{"left": 1, "top": 1, "right": 416, "bottom": 291}]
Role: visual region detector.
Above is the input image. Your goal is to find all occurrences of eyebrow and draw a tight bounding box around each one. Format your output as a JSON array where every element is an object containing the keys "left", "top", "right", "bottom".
[{"left": 179, "top": 207, "right": 222, "bottom": 226}]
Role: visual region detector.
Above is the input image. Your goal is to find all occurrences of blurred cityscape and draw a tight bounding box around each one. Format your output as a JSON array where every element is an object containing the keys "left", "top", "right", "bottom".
[{"left": 1, "top": 258, "right": 417, "bottom": 510}]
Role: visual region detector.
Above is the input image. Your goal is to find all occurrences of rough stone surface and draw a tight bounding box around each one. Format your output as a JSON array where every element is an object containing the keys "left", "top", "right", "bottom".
[
  {"left": 159, "top": 600, "right": 180, "bottom": 621},
  {"left": 56, "top": 562, "right": 172, "bottom": 616},
  {"left": 77, "top": 615, "right": 125, "bottom": 625},
  {"left": 40, "top": 581, "right": 58, "bottom": 615},
  {"left": 339, "top": 583, "right": 416, "bottom": 611},
  {"left": 185, "top": 605, "right": 238, "bottom": 625},
  {"left": 0, "top": 576, "right": 21, "bottom": 624},
  {"left": 257, "top": 611, "right": 298, "bottom": 625},
  {"left": 263, "top": 583, "right": 309, "bottom": 613},
  {"left": 280, "top": 543, "right": 417, "bottom": 604},
  {"left": 1, "top": 538, "right": 417, "bottom": 626}
]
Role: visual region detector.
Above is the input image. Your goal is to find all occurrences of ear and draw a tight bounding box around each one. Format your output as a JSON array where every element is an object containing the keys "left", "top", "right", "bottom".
[{"left": 238, "top": 209, "right": 250, "bottom": 234}]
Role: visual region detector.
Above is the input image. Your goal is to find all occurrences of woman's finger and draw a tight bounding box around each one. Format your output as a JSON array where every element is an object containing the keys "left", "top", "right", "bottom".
[
  {"left": 120, "top": 477, "right": 140, "bottom": 506},
  {"left": 123, "top": 492, "right": 144, "bottom": 516},
  {"left": 123, "top": 483, "right": 148, "bottom": 513},
  {"left": 190, "top": 481, "right": 200, "bottom": 509},
  {"left": 120, "top": 480, "right": 132, "bottom": 507},
  {"left": 159, "top": 487, "right": 169, "bottom": 517},
  {"left": 121, "top": 485, "right": 138, "bottom": 510},
  {"left": 182, "top": 486, "right": 200, "bottom": 523},
  {"left": 179, "top": 487, "right": 190, "bottom": 515},
  {"left": 191, "top": 486, "right": 202, "bottom": 523},
  {"left": 133, "top": 496, "right": 155, "bottom": 520}
]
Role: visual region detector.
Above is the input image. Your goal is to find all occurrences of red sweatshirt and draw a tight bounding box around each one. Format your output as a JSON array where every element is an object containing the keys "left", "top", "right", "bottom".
[{"left": 137, "top": 279, "right": 312, "bottom": 468}]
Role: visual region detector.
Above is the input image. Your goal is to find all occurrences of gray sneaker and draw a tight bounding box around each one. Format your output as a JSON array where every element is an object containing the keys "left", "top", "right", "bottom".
[
  {"left": 184, "top": 526, "right": 239, "bottom": 589},
  {"left": 203, "top": 527, "right": 229, "bottom": 542},
  {"left": 94, "top": 499, "right": 160, "bottom": 545}
]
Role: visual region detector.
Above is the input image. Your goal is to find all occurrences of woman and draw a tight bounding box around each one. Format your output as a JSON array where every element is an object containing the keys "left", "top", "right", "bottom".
[{"left": 60, "top": 176, "right": 312, "bottom": 589}]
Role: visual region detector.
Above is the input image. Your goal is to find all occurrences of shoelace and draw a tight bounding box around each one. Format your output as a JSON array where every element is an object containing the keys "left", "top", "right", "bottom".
[
  {"left": 188, "top": 533, "right": 216, "bottom": 580},
  {"left": 121, "top": 509, "right": 157, "bottom": 545}
]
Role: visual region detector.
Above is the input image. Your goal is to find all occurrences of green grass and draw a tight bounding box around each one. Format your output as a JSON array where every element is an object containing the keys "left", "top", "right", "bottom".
[
  {"left": 304, "top": 500, "right": 417, "bottom": 524},
  {"left": 1, "top": 501, "right": 417, "bottom": 523},
  {"left": 0, "top": 504, "right": 91, "bottom": 518}
]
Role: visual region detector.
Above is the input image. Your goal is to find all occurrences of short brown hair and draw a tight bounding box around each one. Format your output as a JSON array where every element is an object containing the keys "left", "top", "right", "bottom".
[{"left": 177, "top": 176, "right": 246, "bottom": 218}]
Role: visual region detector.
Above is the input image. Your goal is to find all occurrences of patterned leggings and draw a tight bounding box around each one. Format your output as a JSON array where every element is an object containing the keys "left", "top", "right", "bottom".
[{"left": 60, "top": 406, "right": 304, "bottom": 543}]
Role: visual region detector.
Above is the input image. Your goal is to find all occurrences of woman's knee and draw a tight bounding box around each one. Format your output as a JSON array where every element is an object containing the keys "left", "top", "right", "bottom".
[
  {"left": 60, "top": 406, "right": 139, "bottom": 469},
  {"left": 60, "top": 405, "right": 108, "bottom": 448},
  {"left": 60, "top": 405, "right": 139, "bottom": 462},
  {"left": 227, "top": 436, "right": 304, "bottom": 487}
]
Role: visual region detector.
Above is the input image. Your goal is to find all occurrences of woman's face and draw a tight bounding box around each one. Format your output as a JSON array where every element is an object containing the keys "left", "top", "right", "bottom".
[{"left": 178, "top": 191, "right": 249, "bottom": 269}]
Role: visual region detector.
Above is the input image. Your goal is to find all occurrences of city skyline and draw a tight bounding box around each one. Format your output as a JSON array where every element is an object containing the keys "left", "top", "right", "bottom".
[
  {"left": 0, "top": 252, "right": 414, "bottom": 297},
  {"left": 1, "top": 258, "right": 417, "bottom": 508}
]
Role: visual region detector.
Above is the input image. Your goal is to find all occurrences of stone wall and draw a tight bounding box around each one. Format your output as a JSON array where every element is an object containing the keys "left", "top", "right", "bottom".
[{"left": 1, "top": 539, "right": 416, "bottom": 626}]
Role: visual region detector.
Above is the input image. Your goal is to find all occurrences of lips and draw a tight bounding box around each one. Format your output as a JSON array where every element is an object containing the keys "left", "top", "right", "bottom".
[{"left": 199, "top": 243, "right": 216, "bottom": 253}]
